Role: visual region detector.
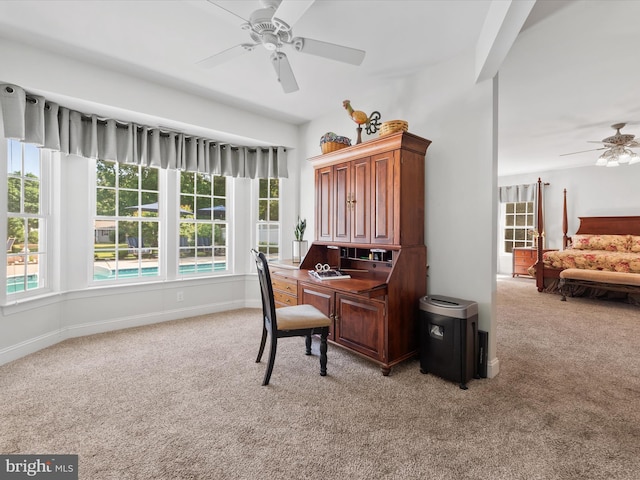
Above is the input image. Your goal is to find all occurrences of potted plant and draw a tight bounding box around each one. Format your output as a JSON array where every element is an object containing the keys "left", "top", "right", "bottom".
[{"left": 292, "top": 217, "right": 308, "bottom": 263}]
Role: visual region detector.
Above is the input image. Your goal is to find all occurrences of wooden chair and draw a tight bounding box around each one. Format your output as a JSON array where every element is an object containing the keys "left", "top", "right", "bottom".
[{"left": 251, "top": 249, "right": 331, "bottom": 386}]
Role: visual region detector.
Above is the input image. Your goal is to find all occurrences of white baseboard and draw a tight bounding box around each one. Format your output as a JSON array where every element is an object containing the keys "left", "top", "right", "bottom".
[
  {"left": 0, "top": 300, "right": 254, "bottom": 366},
  {"left": 0, "top": 330, "right": 64, "bottom": 366},
  {"left": 63, "top": 300, "right": 247, "bottom": 338},
  {"left": 487, "top": 356, "right": 500, "bottom": 378}
]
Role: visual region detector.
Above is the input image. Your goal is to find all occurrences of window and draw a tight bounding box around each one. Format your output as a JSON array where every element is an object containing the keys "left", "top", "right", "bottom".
[
  {"left": 504, "top": 201, "right": 535, "bottom": 253},
  {"left": 256, "top": 178, "right": 280, "bottom": 260},
  {"left": 6, "top": 140, "right": 48, "bottom": 294},
  {"left": 179, "top": 172, "right": 228, "bottom": 275},
  {"left": 94, "top": 160, "right": 160, "bottom": 281}
]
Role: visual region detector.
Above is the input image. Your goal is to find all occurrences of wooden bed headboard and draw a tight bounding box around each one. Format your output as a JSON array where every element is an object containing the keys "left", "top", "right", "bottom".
[
  {"left": 576, "top": 216, "right": 640, "bottom": 236},
  {"left": 535, "top": 177, "right": 640, "bottom": 251}
]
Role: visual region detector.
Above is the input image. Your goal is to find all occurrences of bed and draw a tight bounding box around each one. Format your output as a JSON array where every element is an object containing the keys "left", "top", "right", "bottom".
[{"left": 530, "top": 179, "right": 640, "bottom": 302}]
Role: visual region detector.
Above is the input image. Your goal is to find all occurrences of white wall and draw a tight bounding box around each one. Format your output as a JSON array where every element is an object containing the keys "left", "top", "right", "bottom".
[
  {"left": 1, "top": 38, "right": 501, "bottom": 378},
  {"left": 298, "top": 50, "right": 500, "bottom": 377},
  {"left": 0, "top": 39, "right": 300, "bottom": 365},
  {"left": 0, "top": 38, "right": 298, "bottom": 147},
  {"left": 497, "top": 164, "right": 640, "bottom": 274}
]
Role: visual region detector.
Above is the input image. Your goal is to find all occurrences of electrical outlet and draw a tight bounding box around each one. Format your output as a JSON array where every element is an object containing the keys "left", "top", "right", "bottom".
[{"left": 177, "top": 291, "right": 184, "bottom": 302}]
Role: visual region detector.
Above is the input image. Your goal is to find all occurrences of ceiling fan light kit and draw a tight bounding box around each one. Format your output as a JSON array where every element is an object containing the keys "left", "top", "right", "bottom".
[
  {"left": 595, "top": 124, "right": 640, "bottom": 167},
  {"left": 562, "top": 123, "right": 640, "bottom": 167},
  {"left": 202, "top": 0, "right": 366, "bottom": 93},
  {"left": 596, "top": 146, "right": 640, "bottom": 167}
]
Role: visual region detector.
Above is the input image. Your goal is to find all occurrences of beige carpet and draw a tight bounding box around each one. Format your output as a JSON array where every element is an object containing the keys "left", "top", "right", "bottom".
[{"left": 1, "top": 277, "right": 639, "bottom": 479}]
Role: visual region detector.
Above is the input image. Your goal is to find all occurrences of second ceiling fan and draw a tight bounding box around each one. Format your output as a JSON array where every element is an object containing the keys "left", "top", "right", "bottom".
[
  {"left": 561, "top": 123, "right": 640, "bottom": 165},
  {"left": 199, "top": 0, "right": 366, "bottom": 93}
]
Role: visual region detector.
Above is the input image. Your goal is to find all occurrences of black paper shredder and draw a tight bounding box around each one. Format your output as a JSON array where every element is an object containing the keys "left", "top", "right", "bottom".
[{"left": 418, "top": 295, "right": 479, "bottom": 389}]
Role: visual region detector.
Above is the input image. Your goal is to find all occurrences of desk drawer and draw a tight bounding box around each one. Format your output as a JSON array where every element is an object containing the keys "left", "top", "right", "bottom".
[
  {"left": 272, "top": 277, "right": 297, "bottom": 295},
  {"left": 274, "top": 290, "right": 297, "bottom": 307}
]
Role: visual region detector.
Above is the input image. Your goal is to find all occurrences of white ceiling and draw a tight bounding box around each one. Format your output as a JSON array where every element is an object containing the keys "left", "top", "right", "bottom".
[
  {"left": 500, "top": 0, "right": 640, "bottom": 176},
  {"left": 0, "top": 0, "right": 638, "bottom": 177},
  {"left": 0, "top": 0, "right": 491, "bottom": 123}
]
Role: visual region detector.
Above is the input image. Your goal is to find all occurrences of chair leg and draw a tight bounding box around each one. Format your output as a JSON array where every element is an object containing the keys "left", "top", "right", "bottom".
[
  {"left": 256, "top": 325, "right": 268, "bottom": 363},
  {"left": 319, "top": 328, "right": 328, "bottom": 377},
  {"left": 305, "top": 334, "right": 312, "bottom": 355},
  {"left": 262, "top": 334, "right": 277, "bottom": 386}
]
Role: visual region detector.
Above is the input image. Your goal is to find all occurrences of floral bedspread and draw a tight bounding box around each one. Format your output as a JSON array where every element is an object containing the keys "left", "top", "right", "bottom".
[{"left": 543, "top": 250, "right": 640, "bottom": 274}]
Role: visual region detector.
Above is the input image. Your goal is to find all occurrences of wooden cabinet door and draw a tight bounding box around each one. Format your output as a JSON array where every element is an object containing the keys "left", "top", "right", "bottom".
[
  {"left": 350, "top": 157, "right": 370, "bottom": 243},
  {"left": 315, "top": 166, "right": 333, "bottom": 242},
  {"left": 298, "top": 282, "right": 336, "bottom": 341},
  {"left": 332, "top": 158, "right": 370, "bottom": 244},
  {"left": 335, "top": 293, "right": 385, "bottom": 361},
  {"left": 333, "top": 162, "right": 350, "bottom": 243},
  {"left": 370, "top": 151, "right": 395, "bottom": 245}
]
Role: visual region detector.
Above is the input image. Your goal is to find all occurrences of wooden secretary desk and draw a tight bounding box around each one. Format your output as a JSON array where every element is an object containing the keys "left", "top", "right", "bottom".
[{"left": 271, "top": 131, "right": 431, "bottom": 375}]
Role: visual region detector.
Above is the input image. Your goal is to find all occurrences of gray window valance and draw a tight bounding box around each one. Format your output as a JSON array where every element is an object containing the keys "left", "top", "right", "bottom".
[
  {"left": 498, "top": 183, "right": 536, "bottom": 203},
  {"left": 0, "top": 83, "right": 288, "bottom": 179}
]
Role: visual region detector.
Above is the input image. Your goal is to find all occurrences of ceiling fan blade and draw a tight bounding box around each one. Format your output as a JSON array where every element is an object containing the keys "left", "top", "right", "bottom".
[
  {"left": 271, "top": 52, "right": 299, "bottom": 93},
  {"left": 272, "top": 0, "right": 315, "bottom": 30},
  {"left": 293, "top": 37, "right": 365, "bottom": 65},
  {"left": 206, "top": 1, "right": 249, "bottom": 24},
  {"left": 559, "top": 147, "right": 608, "bottom": 157},
  {"left": 197, "top": 44, "right": 255, "bottom": 69}
]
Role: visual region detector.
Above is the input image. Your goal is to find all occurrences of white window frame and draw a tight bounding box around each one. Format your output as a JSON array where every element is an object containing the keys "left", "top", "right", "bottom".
[
  {"left": 503, "top": 201, "right": 535, "bottom": 253},
  {"left": 3, "top": 139, "right": 52, "bottom": 300},
  {"left": 255, "top": 177, "right": 281, "bottom": 261},
  {"left": 177, "top": 171, "right": 230, "bottom": 277},
  {"left": 92, "top": 159, "right": 163, "bottom": 284}
]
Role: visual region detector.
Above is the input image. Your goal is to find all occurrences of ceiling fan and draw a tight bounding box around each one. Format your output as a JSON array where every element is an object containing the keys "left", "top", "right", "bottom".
[
  {"left": 560, "top": 123, "right": 640, "bottom": 165},
  {"left": 198, "top": 0, "right": 366, "bottom": 93}
]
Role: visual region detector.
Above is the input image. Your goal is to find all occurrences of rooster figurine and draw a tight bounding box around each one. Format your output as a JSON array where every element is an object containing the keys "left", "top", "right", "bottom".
[
  {"left": 343, "top": 100, "right": 381, "bottom": 144},
  {"left": 343, "top": 100, "right": 370, "bottom": 125}
]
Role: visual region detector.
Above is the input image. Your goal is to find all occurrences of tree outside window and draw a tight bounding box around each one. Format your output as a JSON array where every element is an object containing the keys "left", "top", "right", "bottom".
[{"left": 6, "top": 140, "right": 46, "bottom": 294}]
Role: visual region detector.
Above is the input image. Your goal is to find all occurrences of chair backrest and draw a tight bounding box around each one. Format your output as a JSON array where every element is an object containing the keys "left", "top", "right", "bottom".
[
  {"left": 127, "top": 236, "right": 138, "bottom": 248},
  {"left": 6, "top": 237, "right": 15, "bottom": 252},
  {"left": 251, "top": 249, "right": 277, "bottom": 332}
]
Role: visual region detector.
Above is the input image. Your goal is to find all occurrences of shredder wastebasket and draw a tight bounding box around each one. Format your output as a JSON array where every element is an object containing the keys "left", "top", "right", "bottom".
[{"left": 418, "top": 295, "right": 479, "bottom": 389}]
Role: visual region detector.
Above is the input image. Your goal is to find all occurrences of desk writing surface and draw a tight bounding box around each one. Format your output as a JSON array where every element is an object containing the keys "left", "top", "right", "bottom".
[
  {"left": 268, "top": 259, "right": 301, "bottom": 270},
  {"left": 272, "top": 268, "right": 387, "bottom": 295}
]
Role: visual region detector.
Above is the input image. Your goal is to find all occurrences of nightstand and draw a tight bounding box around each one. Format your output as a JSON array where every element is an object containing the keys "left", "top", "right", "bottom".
[{"left": 512, "top": 247, "right": 553, "bottom": 278}]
